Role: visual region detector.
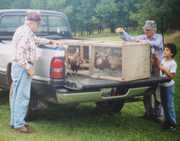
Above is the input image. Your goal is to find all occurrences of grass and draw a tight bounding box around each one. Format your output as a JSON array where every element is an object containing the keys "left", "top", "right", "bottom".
[{"left": 0, "top": 34, "right": 180, "bottom": 141}]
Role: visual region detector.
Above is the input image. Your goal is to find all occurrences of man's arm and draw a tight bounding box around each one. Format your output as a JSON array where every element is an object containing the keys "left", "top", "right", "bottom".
[
  {"left": 34, "top": 36, "right": 63, "bottom": 46},
  {"left": 115, "top": 27, "right": 144, "bottom": 41},
  {"left": 34, "top": 36, "right": 52, "bottom": 45},
  {"left": 13, "top": 35, "right": 34, "bottom": 76},
  {"left": 145, "top": 34, "right": 163, "bottom": 50}
]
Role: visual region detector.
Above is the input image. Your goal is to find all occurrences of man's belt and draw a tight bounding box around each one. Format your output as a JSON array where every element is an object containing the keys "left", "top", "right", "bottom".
[{"left": 28, "top": 61, "right": 34, "bottom": 65}]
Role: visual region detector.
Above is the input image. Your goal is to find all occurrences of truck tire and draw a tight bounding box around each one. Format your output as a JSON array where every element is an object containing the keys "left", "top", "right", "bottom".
[
  {"left": 96, "top": 88, "right": 127, "bottom": 114},
  {"left": 96, "top": 99, "right": 124, "bottom": 114}
]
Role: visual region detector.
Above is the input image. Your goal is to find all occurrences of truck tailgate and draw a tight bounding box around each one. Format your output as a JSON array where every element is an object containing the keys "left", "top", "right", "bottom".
[{"left": 64, "top": 74, "right": 170, "bottom": 90}]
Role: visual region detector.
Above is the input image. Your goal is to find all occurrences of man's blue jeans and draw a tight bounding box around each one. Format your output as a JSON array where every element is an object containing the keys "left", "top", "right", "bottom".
[
  {"left": 10, "top": 63, "right": 32, "bottom": 128},
  {"left": 160, "top": 85, "right": 176, "bottom": 125}
]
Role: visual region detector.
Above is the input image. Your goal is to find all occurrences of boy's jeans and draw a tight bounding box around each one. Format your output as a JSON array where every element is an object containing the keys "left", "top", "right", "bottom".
[
  {"left": 10, "top": 63, "right": 32, "bottom": 128},
  {"left": 160, "top": 85, "right": 176, "bottom": 125}
]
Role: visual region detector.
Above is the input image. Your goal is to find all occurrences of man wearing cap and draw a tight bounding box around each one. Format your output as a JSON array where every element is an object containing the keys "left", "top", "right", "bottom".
[
  {"left": 116, "top": 20, "right": 164, "bottom": 120},
  {"left": 10, "top": 11, "right": 58, "bottom": 133}
]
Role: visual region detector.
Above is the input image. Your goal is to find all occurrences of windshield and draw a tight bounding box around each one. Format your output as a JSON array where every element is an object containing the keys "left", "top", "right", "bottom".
[
  {"left": 0, "top": 14, "right": 71, "bottom": 38},
  {"left": 39, "top": 15, "right": 71, "bottom": 34}
]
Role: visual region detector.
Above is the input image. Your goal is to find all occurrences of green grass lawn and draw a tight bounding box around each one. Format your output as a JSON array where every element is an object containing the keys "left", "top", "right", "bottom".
[{"left": 0, "top": 35, "right": 180, "bottom": 141}]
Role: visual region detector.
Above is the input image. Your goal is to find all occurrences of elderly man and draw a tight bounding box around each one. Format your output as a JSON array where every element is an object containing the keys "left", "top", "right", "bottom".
[
  {"left": 10, "top": 11, "right": 58, "bottom": 133},
  {"left": 116, "top": 20, "right": 164, "bottom": 120}
]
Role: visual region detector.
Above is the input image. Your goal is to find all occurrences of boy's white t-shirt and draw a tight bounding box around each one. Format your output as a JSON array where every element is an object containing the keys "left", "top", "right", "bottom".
[{"left": 160, "top": 58, "right": 177, "bottom": 87}]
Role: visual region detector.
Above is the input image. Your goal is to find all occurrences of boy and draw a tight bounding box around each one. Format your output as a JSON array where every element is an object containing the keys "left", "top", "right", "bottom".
[{"left": 159, "top": 43, "right": 177, "bottom": 130}]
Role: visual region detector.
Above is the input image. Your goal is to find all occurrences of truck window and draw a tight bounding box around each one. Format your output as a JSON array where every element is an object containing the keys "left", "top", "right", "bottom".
[
  {"left": 37, "top": 15, "right": 71, "bottom": 34},
  {"left": 38, "top": 15, "right": 48, "bottom": 32},
  {"left": 0, "top": 13, "right": 72, "bottom": 40},
  {"left": 48, "top": 16, "right": 70, "bottom": 33},
  {"left": 0, "top": 15, "right": 24, "bottom": 32}
]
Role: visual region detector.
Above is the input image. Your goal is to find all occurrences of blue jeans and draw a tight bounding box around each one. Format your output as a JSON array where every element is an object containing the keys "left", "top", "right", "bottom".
[
  {"left": 10, "top": 63, "right": 32, "bottom": 128},
  {"left": 160, "top": 85, "right": 176, "bottom": 125}
]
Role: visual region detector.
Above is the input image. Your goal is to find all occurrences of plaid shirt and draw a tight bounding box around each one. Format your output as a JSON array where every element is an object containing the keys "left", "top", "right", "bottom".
[{"left": 12, "top": 24, "right": 49, "bottom": 69}]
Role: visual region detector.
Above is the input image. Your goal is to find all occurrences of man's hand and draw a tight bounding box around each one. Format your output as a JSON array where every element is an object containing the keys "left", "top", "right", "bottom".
[
  {"left": 135, "top": 39, "right": 145, "bottom": 43},
  {"left": 55, "top": 40, "right": 64, "bottom": 46},
  {"left": 151, "top": 54, "right": 160, "bottom": 67},
  {"left": 49, "top": 40, "right": 64, "bottom": 46},
  {"left": 27, "top": 68, "right": 34, "bottom": 76},
  {"left": 115, "top": 27, "right": 125, "bottom": 33}
]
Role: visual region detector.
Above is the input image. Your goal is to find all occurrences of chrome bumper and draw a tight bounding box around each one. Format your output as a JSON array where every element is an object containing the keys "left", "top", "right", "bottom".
[{"left": 56, "top": 88, "right": 130, "bottom": 104}]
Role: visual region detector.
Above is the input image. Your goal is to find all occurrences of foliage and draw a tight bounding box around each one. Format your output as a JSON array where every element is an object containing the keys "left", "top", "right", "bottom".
[{"left": 0, "top": 0, "right": 179, "bottom": 33}]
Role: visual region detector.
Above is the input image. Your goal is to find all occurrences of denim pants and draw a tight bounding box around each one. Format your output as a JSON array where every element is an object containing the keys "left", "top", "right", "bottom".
[
  {"left": 144, "top": 86, "right": 163, "bottom": 118},
  {"left": 10, "top": 63, "right": 32, "bottom": 128},
  {"left": 160, "top": 85, "right": 176, "bottom": 125}
]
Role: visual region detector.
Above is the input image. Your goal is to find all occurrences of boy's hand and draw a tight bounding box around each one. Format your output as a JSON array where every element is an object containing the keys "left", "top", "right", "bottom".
[
  {"left": 115, "top": 27, "right": 125, "bottom": 33},
  {"left": 159, "top": 65, "right": 176, "bottom": 78},
  {"left": 159, "top": 65, "right": 167, "bottom": 73}
]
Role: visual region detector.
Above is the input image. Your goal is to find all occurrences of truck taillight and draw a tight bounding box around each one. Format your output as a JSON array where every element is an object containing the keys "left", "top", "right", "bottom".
[{"left": 50, "top": 57, "right": 65, "bottom": 79}]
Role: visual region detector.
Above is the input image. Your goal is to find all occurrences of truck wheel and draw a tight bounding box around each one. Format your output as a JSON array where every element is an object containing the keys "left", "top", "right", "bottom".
[{"left": 96, "top": 99, "right": 124, "bottom": 114}]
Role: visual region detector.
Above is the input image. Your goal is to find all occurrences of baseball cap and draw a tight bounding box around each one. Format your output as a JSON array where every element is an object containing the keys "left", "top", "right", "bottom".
[{"left": 26, "top": 11, "right": 41, "bottom": 22}]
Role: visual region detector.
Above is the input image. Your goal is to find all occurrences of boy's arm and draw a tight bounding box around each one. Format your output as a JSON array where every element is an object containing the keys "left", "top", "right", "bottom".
[{"left": 159, "top": 66, "right": 176, "bottom": 79}]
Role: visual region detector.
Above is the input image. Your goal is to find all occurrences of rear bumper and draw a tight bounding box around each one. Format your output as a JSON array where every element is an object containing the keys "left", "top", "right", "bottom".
[
  {"left": 55, "top": 76, "right": 170, "bottom": 104},
  {"left": 31, "top": 79, "right": 130, "bottom": 104},
  {"left": 56, "top": 90, "right": 104, "bottom": 104},
  {"left": 32, "top": 76, "right": 171, "bottom": 104},
  {"left": 55, "top": 87, "right": 149, "bottom": 104}
]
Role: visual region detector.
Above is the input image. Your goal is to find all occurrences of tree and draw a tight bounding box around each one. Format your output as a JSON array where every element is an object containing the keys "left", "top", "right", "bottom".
[
  {"left": 95, "top": 0, "right": 119, "bottom": 32},
  {"left": 11, "top": 0, "right": 31, "bottom": 9},
  {"left": 130, "top": 0, "right": 180, "bottom": 31},
  {"left": 0, "top": 0, "right": 14, "bottom": 9},
  {"left": 1, "top": 0, "right": 179, "bottom": 33}
]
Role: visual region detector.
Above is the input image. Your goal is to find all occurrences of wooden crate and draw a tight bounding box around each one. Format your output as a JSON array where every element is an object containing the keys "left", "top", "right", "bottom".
[
  {"left": 90, "top": 42, "right": 151, "bottom": 81},
  {"left": 62, "top": 40, "right": 151, "bottom": 81},
  {"left": 63, "top": 40, "right": 91, "bottom": 71}
]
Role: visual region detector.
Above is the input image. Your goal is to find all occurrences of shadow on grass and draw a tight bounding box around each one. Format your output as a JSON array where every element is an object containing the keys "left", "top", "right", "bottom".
[
  {"left": 28, "top": 102, "right": 157, "bottom": 131},
  {"left": 0, "top": 89, "right": 140, "bottom": 129},
  {"left": 1, "top": 90, "right": 179, "bottom": 140},
  {"left": 28, "top": 103, "right": 180, "bottom": 141},
  {"left": 29, "top": 103, "right": 109, "bottom": 121},
  {"left": 0, "top": 90, "right": 9, "bottom": 105}
]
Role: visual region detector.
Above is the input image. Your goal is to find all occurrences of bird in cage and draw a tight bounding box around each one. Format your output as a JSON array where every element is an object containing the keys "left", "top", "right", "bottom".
[{"left": 67, "top": 49, "right": 83, "bottom": 72}]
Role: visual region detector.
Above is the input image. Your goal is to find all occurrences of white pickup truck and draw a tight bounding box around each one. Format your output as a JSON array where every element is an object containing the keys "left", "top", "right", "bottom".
[{"left": 0, "top": 9, "right": 170, "bottom": 117}]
